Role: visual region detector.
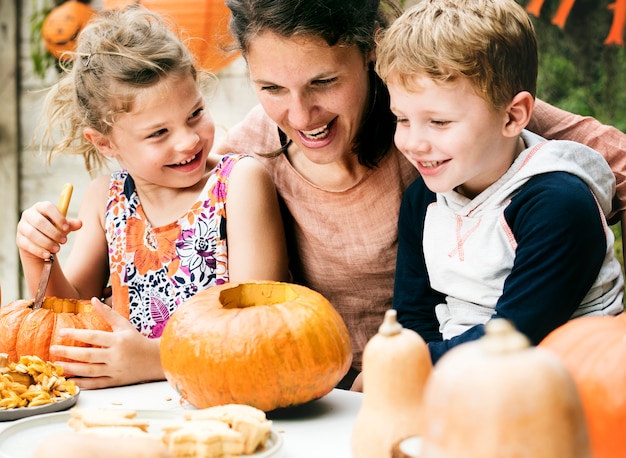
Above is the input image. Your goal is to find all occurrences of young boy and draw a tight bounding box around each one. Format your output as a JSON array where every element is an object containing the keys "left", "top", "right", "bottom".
[{"left": 376, "top": 0, "right": 624, "bottom": 363}]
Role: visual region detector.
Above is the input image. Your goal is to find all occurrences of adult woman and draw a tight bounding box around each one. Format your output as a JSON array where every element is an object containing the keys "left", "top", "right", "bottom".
[{"left": 216, "top": 0, "right": 626, "bottom": 389}]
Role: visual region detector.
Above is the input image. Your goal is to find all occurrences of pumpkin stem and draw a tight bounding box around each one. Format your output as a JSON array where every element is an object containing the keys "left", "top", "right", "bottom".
[
  {"left": 378, "top": 309, "right": 403, "bottom": 337},
  {"left": 482, "top": 319, "right": 530, "bottom": 354}
]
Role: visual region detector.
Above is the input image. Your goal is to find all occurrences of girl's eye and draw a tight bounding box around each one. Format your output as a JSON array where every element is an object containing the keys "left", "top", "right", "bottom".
[
  {"left": 431, "top": 120, "right": 450, "bottom": 126},
  {"left": 190, "top": 107, "right": 204, "bottom": 119},
  {"left": 148, "top": 129, "right": 167, "bottom": 138},
  {"left": 394, "top": 116, "right": 409, "bottom": 125}
]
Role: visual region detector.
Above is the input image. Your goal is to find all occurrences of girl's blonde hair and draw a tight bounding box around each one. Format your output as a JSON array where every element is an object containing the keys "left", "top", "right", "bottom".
[
  {"left": 41, "top": 6, "right": 204, "bottom": 175},
  {"left": 376, "top": 0, "right": 538, "bottom": 109}
]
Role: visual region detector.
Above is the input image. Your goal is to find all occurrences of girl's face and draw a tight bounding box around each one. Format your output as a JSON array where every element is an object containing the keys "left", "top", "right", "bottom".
[
  {"left": 245, "top": 31, "right": 372, "bottom": 165},
  {"left": 389, "top": 76, "right": 516, "bottom": 199},
  {"left": 96, "top": 72, "right": 215, "bottom": 191}
]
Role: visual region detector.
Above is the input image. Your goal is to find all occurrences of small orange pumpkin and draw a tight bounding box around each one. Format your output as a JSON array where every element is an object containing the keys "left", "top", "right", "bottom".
[
  {"left": 539, "top": 314, "right": 626, "bottom": 458},
  {"left": 41, "top": 1, "right": 96, "bottom": 60},
  {"left": 0, "top": 297, "right": 112, "bottom": 363},
  {"left": 160, "top": 282, "right": 353, "bottom": 412}
]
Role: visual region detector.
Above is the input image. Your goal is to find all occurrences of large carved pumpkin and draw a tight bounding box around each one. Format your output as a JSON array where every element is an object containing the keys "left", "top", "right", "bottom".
[
  {"left": 41, "top": 1, "right": 96, "bottom": 60},
  {"left": 0, "top": 297, "right": 112, "bottom": 363},
  {"left": 539, "top": 314, "right": 626, "bottom": 458},
  {"left": 160, "top": 282, "right": 353, "bottom": 412}
]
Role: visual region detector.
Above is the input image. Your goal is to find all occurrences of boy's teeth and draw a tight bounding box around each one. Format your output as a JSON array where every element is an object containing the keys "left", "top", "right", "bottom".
[{"left": 302, "top": 125, "right": 329, "bottom": 140}]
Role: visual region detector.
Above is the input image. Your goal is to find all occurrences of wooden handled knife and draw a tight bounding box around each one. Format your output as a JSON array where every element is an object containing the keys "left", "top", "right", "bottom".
[{"left": 32, "top": 183, "right": 74, "bottom": 310}]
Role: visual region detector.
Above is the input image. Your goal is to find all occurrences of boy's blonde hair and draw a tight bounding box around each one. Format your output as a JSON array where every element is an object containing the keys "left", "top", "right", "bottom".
[
  {"left": 40, "top": 6, "right": 210, "bottom": 175},
  {"left": 376, "top": 0, "right": 537, "bottom": 109}
]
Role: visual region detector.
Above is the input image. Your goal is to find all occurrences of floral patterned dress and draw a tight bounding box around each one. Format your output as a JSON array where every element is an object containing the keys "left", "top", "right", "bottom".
[{"left": 105, "top": 154, "right": 245, "bottom": 338}]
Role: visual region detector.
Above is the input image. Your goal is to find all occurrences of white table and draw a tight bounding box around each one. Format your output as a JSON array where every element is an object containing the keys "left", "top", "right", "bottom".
[{"left": 0, "top": 381, "right": 363, "bottom": 457}]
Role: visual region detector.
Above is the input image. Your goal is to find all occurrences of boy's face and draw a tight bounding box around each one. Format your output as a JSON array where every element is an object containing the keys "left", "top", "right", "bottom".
[{"left": 388, "top": 75, "right": 517, "bottom": 199}]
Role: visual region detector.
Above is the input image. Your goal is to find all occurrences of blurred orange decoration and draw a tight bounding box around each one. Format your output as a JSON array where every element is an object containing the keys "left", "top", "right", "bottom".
[
  {"left": 103, "top": 0, "right": 240, "bottom": 72},
  {"left": 42, "top": 1, "right": 96, "bottom": 60},
  {"left": 525, "top": 0, "right": 626, "bottom": 45}
]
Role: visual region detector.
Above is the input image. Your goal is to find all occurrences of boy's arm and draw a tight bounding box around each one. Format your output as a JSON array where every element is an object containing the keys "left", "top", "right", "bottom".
[
  {"left": 427, "top": 173, "right": 612, "bottom": 363},
  {"left": 392, "top": 179, "right": 444, "bottom": 343}
]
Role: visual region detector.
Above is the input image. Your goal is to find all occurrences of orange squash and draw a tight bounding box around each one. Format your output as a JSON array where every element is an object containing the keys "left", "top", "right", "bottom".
[
  {"left": 41, "top": 1, "right": 96, "bottom": 60},
  {"left": 352, "top": 309, "right": 431, "bottom": 458},
  {"left": 420, "top": 319, "right": 590, "bottom": 458},
  {"left": 0, "top": 297, "right": 112, "bottom": 362},
  {"left": 160, "top": 282, "right": 353, "bottom": 412},
  {"left": 539, "top": 314, "right": 626, "bottom": 458}
]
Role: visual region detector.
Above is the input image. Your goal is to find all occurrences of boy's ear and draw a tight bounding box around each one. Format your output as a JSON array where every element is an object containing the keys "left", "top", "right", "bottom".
[
  {"left": 83, "top": 127, "right": 115, "bottom": 157},
  {"left": 503, "top": 91, "right": 534, "bottom": 137}
]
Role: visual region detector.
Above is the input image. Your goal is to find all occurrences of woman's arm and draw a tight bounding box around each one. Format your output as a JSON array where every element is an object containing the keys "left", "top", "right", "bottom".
[{"left": 529, "top": 99, "right": 626, "bottom": 225}]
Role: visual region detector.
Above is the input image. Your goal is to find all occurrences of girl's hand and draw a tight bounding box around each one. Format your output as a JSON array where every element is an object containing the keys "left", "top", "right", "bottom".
[
  {"left": 16, "top": 201, "right": 82, "bottom": 261},
  {"left": 49, "top": 298, "right": 165, "bottom": 389}
]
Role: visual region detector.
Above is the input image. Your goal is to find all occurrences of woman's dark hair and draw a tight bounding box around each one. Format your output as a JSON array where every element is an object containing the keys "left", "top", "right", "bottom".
[{"left": 226, "top": 0, "right": 402, "bottom": 168}]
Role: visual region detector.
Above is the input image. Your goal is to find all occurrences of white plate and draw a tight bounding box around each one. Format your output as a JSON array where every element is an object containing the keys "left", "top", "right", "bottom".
[
  {"left": 0, "top": 409, "right": 283, "bottom": 458},
  {"left": 0, "top": 388, "right": 80, "bottom": 422}
]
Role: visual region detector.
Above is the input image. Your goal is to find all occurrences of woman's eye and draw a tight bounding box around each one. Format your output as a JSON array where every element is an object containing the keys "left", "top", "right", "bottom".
[
  {"left": 313, "top": 77, "right": 337, "bottom": 86},
  {"left": 260, "top": 85, "right": 281, "bottom": 93}
]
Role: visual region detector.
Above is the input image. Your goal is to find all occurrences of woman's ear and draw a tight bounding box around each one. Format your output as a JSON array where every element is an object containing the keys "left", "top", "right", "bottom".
[
  {"left": 83, "top": 127, "right": 115, "bottom": 157},
  {"left": 503, "top": 91, "right": 534, "bottom": 138}
]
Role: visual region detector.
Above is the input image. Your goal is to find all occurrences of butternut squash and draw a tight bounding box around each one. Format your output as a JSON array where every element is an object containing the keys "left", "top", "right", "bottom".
[
  {"left": 420, "top": 319, "right": 590, "bottom": 458},
  {"left": 351, "top": 309, "right": 432, "bottom": 458}
]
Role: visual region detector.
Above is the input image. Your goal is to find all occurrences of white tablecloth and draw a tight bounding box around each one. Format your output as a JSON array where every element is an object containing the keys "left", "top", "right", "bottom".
[{"left": 0, "top": 381, "right": 363, "bottom": 457}]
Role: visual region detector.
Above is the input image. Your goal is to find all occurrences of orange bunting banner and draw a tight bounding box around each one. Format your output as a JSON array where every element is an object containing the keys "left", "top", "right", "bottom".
[{"left": 524, "top": 0, "right": 626, "bottom": 46}]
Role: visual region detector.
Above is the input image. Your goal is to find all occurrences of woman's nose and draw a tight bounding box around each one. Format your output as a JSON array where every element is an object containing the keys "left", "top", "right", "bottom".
[{"left": 287, "top": 94, "right": 316, "bottom": 129}]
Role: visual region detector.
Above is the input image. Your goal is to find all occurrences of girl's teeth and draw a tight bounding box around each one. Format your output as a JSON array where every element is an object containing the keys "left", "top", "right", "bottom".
[
  {"left": 420, "top": 161, "right": 442, "bottom": 168},
  {"left": 302, "top": 125, "right": 329, "bottom": 140},
  {"left": 177, "top": 154, "right": 196, "bottom": 165}
]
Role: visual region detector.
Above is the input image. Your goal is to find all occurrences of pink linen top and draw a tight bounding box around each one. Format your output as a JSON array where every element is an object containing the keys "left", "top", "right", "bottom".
[{"left": 219, "top": 105, "right": 419, "bottom": 370}]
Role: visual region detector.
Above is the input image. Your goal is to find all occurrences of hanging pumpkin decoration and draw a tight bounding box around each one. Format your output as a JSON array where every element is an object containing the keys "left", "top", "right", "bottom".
[
  {"left": 103, "top": 0, "right": 240, "bottom": 72},
  {"left": 419, "top": 319, "right": 590, "bottom": 458},
  {"left": 160, "top": 282, "right": 353, "bottom": 412},
  {"left": 41, "top": 1, "right": 96, "bottom": 60},
  {"left": 525, "top": 0, "right": 626, "bottom": 45},
  {"left": 0, "top": 297, "right": 113, "bottom": 363},
  {"left": 539, "top": 314, "right": 626, "bottom": 458}
]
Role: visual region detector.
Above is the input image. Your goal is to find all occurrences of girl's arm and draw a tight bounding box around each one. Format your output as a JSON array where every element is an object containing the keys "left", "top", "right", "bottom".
[
  {"left": 224, "top": 156, "right": 290, "bottom": 282},
  {"left": 16, "top": 176, "right": 110, "bottom": 300}
]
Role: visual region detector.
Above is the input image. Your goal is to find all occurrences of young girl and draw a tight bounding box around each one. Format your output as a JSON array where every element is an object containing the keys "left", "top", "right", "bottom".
[{"left": 15, "top": 6, "right": 289, "bottom": 389}]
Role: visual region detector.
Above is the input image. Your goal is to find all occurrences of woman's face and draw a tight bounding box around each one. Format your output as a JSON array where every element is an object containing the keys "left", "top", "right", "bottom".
[{"left": 246, "top": 31, "right": 372, "bottom": 165}]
